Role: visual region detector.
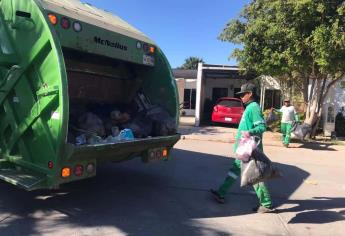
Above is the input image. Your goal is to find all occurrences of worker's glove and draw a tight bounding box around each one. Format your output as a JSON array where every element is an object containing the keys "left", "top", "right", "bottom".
[{"left": 241, "top": 131, "right": 251, "bottom": 138}]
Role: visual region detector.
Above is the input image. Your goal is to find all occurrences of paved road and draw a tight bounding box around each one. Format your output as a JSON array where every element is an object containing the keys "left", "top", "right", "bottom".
[{"left": 0, "top": 139, "right": 344, "bottom": 235}]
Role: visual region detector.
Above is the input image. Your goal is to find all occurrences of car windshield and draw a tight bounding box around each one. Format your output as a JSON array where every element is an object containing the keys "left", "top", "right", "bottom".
[{"left": 217, "top": 99, "right": 242, "bottom": 107}]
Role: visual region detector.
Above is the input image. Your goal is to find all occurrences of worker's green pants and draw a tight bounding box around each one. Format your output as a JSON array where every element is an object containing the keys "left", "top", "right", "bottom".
[
  {"left": 281, "top": 122, "right": 293, "bottom": 145},
  {"left": 217, "top": 159, "right": 272, "bottom": 208}
]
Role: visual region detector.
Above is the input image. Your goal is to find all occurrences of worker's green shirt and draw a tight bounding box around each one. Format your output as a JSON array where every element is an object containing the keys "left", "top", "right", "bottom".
[{"left": 234, "top": 101, "right": 266, "bottom": 152}]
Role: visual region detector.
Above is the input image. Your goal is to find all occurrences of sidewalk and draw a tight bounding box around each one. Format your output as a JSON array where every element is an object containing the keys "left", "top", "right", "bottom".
[
  {"left": 179, "top": 116, "right": 281, "bottom": 145},
  {"left": 178, "top": 116, "right": 345, "bottom": 147}
]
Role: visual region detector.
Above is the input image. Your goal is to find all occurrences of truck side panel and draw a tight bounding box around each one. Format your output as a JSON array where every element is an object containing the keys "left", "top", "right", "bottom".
[{"left": 0, "top": 0, "right": 67, "bottom": 189}]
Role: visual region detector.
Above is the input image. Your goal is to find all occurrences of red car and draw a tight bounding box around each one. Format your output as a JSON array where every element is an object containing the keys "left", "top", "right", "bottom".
[{"left": 211, "top": 97, "right": 244, "bottom": 125}]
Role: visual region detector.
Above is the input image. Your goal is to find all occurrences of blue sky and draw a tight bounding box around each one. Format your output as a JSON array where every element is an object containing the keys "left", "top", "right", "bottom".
[{"left": 84, "top": 0, "right": 250, "bottom": 68}]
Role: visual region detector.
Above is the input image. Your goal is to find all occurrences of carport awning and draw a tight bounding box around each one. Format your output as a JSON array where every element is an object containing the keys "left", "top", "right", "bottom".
[
  {"left": 203, "top": 70, "right": 246, "bottom": 79},
  {"left": 202, "top": 65, "right": 255, "bottom": 80}
]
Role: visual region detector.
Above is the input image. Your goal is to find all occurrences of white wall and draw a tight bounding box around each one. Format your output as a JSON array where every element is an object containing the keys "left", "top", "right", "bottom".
[
  {"left": 335, "top": 78, "right": 345, "bottom": 113},
  {"left": 322, "top": 77, "right": 345, "bottom": 136},
  {"left": 185, "top": 79, "right": 196, "bottom": 89},
  {"left": 175, "top": 78, "right": 185, "bottom": 106}
]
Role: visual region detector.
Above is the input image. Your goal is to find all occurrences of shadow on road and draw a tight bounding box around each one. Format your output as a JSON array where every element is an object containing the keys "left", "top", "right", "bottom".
[
  {"left": 296, "top": 142, "right": 338, "bottom": 151},
  {"left": 276, "top": 197, "right": 345, "bottom": 224},
  {"left": 0, "top": 148, "right": 311, "bottom": 235}
]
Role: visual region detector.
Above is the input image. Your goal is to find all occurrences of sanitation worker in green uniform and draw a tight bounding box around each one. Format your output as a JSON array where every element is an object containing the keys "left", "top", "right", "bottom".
[
  {"left": 211, "top": 83, "right": 274, "bottom": 213},
  {"left": 272, "top": 98, "right": 299, "bottom": 147}
]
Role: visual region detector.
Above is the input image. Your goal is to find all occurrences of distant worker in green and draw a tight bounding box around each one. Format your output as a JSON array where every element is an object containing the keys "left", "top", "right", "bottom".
[
  {"left": 272, "top": 98, "right": 299, "bottom": 147},
  {"left": 211, "top": 83, "right": 274, "bottom": 213}
]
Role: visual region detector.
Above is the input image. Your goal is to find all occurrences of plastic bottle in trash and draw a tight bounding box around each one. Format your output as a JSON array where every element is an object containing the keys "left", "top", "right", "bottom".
[
  {"left": 119, "top": 129, "right": 134, "bottom": 140},
  {"left": 75, "top": 134, "right": 87, "bottom": 145}
]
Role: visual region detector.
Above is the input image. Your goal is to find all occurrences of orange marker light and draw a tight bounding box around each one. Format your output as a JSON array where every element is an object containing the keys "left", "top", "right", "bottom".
[
  {"left": 162, "top": 149, "right": 168, "bottom": 157},
  {"left": 149, "top": 46, "right": 155, "bottom": 53},
  {"left": 61, "top": 167, "right": 71, "bottom": 178},
  {"left": 48, "top": 13, "right": 58, "bottom": 25}
]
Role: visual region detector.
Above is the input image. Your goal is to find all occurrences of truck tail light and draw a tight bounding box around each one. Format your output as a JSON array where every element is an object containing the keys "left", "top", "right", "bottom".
[
  {"left": 48, "top": 13, "right": 58, "bottom": 25},
  {"left": 149, "top": 150, "right": 155, "bottom": 159},
  {"left": 162, "top": 149, "right": 168, "bottom": 157},
  {"left": 48, "top": 161, "right": 54, "bottom": 169},
  {"left": 86, "top": 163, "right": 95, "bottom": 173},
  {"left": 73, "top": 21, "right": 82, "bottom": 32},
  {"left": 155, "top": 150, "right": 162, "bottom": 159},
  {"left": 143, "top": 44, "right": 148, "bottom": 52},
  {"left": 143, "top": 44, "right": 155, "bottom": 54},
  {"left": 61, "top": 167, "right": 71, "bottom": 178},
  {"left": 149, "top": 46, "right": 155, "bottom": 54},
  {"left": 61, "top": 17, "right": 70, "bottom": 29},
  {"left": 74, "top": 165, "right": 83, "bottom": 176}
]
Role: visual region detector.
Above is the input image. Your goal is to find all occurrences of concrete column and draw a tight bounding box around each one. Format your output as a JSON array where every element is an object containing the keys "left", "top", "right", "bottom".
[
  {"left": 260, "top": 77, "right": 265, "bottom": 111},
  {"left": 195, "top": 63, "right": 203, "bottom": 126}
]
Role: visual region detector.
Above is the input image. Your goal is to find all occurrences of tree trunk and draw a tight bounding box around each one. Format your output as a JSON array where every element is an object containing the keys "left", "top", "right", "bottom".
[
  {"left": 302, "top": 77, "right": 309, "bottom": 112},
  {"left": 304, "top": 78, "right": 321, "bottom": 127},
  {"left": 310, "top": 77, "right": 326, "bottom": 137}
]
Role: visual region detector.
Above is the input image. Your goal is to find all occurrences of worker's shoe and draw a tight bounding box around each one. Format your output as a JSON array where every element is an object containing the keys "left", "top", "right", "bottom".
[
  {"left": 210, "top": 189, "right": 225, "bottom": 204},
  {"left": 252, "top": 205, "right": 275, "bottom": 213}
]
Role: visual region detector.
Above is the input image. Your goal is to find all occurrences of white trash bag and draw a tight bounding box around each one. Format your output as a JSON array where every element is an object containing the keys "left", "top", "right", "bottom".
[{"left": 236, "top": 136, "right": 260, "bottom": 162}]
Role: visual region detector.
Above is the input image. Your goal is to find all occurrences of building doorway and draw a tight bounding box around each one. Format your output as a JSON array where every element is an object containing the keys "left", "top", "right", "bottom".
[
  {"left": 183, "top": 88, "right": 196, "bottom": 116},
  {"left": 212, "top": 88, "right": 228, "bottom": 102}
]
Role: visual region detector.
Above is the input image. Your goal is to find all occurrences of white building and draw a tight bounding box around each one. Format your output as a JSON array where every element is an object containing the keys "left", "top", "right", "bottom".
[
  {"left": 173, "top": 63, "right": 282, "bottom": 126},
  {"left": 173, "top": 64, "right": 249, "bottom": 126},
  {"left": 322, "top": 77, "right": 345, "bottom": 136}
]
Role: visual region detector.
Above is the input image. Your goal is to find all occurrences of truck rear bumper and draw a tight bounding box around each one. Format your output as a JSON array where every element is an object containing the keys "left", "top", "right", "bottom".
[
  {"left": 0, "top": 135, "right": 181, "bottom": 190},
  {"left": 53, "top": 134, "right": 181, "bottom": 187},
  {"left": 69, "top": 134, "right": 181, "bottom": 163}
]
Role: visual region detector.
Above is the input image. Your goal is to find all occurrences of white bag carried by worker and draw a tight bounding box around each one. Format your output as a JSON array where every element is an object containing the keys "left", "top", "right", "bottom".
[
  {"left": 236, "top": 136, "right": 259, "bottom": 162},
  {"left": 292, "top": 123, "right": 311, "bottom": 140}
]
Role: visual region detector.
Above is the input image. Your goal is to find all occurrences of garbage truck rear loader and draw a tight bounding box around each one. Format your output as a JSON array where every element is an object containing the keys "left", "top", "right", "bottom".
[{"left": 0, "top": 0, "right": 180, "bottom": 190}]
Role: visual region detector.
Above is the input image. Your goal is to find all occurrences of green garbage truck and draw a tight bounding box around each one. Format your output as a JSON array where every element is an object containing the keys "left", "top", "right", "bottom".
[{"left": 0, "top": 0, "right": 180, "bottom": 190}]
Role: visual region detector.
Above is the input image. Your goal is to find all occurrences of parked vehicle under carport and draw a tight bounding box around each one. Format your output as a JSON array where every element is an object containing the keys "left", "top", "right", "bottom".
[{"left": 211, "top": 97, "right": 244, "bottom": 125}]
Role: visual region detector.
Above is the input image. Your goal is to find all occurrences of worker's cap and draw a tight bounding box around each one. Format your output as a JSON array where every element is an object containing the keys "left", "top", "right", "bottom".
[
  {"left": 236, "top": 83, "right": 256, "bottom": 95},
  {"left": 284, "top": 97, "right": 291, "bottom": 102}
]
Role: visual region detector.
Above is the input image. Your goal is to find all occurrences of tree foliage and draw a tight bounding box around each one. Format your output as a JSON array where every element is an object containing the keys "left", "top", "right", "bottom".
[
  {"left": 179, "top": 56, "right": 205, "bottom": 70},
  {"left": 220, "top": 0, "right": 345, "bottom": 132}
]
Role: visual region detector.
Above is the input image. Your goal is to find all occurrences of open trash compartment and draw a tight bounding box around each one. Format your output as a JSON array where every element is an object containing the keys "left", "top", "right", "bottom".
[
  {"left": 64, "top": 48, "right": 178, "bottom": 145},
  {"left": 0, "top": 0, "right": 180, "bottom": 190}
]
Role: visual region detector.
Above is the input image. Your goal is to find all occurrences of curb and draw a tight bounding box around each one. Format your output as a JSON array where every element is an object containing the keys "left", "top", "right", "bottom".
[{"left": 180, "top": 135, "right": 235, "bottom": 143}]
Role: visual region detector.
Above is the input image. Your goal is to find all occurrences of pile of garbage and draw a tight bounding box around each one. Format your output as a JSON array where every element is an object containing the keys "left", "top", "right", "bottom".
[{"left": 68, "top": 93, "right": 177, "bottom": 146}]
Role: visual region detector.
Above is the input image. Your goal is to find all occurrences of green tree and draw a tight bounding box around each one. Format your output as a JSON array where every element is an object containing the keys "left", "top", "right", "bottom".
[
  {"left": 179, "top": 57, "right": 205, "bottom": 70},
  {"left": 220, "top": 0, "right": 345, "bottom": 135}
]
